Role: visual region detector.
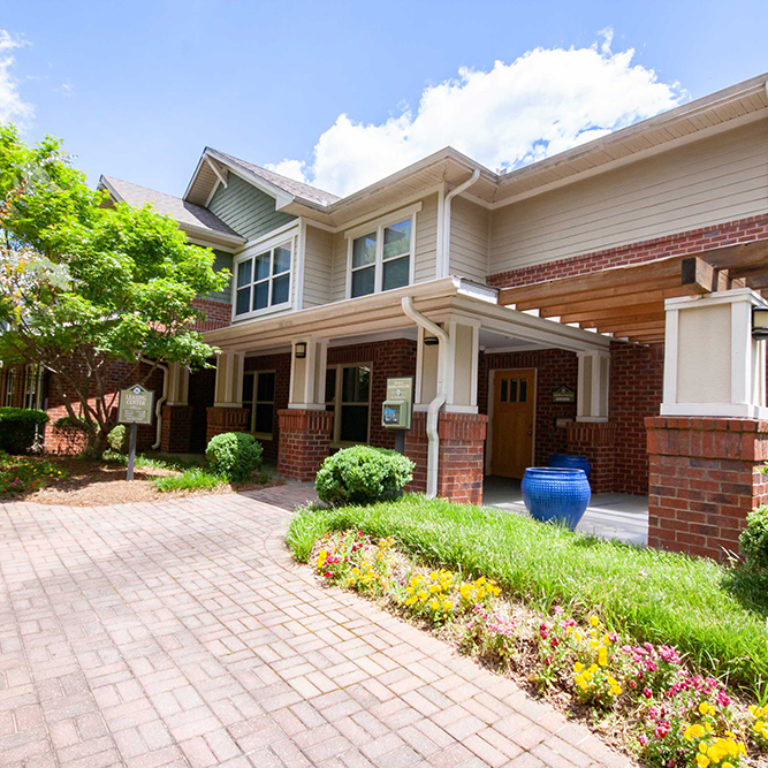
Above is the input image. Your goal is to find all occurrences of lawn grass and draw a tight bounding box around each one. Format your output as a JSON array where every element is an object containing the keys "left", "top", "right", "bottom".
[
  {"left": 287, "top": 494, "right": 768, "bottom": 692},
  {"left": 152, "top": 467, "right": 224, "bottom": 492},
  {"left": 102, "top": 450, "right": 192, "bottom": 472}
]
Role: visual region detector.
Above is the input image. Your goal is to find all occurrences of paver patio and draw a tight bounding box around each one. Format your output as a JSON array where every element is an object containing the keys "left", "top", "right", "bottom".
[{"left": 0, "top": 487, "right": 632, "bottom": 768}]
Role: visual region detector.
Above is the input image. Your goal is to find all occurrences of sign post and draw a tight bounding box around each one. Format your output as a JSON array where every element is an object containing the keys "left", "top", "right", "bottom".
[{"left": 117, "top": 384, "right": 154, "bottom": 481}]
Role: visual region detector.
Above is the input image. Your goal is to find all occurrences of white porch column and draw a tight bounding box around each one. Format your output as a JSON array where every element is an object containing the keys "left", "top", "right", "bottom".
[
  {"left": 576, "top": 350, "right": 610, "bottom": 422},
  {"left": 288, "top": 338, "right": 328, "bottom": 410},
  {"left": 414, "top": 318, "right": 480, "bottom": 413},
  {"left": 213, "top": 350, "right": 245, "bottom": 408},
  {"left": 661, "top": 288, "right": 768, "bottom": 418},
  {"left": 166, "top": 362, "right": 189, "bottom": 406}
]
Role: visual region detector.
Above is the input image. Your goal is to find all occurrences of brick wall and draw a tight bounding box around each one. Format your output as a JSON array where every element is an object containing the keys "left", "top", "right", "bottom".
[
  {"left": 565, "top": 422, "right": 617, "bottom": 493},
  {"left": 192, "top": 298, "right": 232, "bottom": 332},
  {"left": 487, "top": 214, "right": 768, "bottom": 288},
  {"left": 479, "top": 349, "right": 578, "bottom": 469},
  {"left": 277, "top": 409, "right": 334, "bottom": 482},
  {"left": 244, "top": 353, "right": 291, "bottom": 461},
  {"left": 646, "top": 417, "right": 768, "bottom": 560}
]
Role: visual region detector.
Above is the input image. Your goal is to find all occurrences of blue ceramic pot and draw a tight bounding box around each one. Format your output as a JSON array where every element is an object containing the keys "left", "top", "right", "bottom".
[
  {"left": 548, "top": 453, "right": 591, "bottom": 478},
  {"left": 521, "top": 467, "right": 591, "bottom": 530}
]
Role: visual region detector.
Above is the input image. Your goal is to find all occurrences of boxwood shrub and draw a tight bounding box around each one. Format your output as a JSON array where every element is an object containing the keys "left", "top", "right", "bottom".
[
  {"left": 0, "top": 407, "right": 49, "bottom": 454},
  {"left": 107, "top": 425, "right": 129, "bottom": 454},
  {"left": 205, "top": 432, "right": 263, "bottom": 481},
  {"left": 315, "top": 445, "right": 414, "bottom": 506},
  {"left": 740, "top": 504, "right": 768, "bottom": 573}
]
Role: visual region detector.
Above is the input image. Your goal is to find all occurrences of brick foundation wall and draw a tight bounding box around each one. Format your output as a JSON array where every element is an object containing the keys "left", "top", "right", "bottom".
[
  {"left": 244, "top": 353, "right": 291, "bottom": 462},
  {"left": 206, "top": 406, "right": 249, "bottom": 443},
  {"left": 277, "top": 409, "right": 334, "bottom": 482},
  {"left": 160, "top": 405, "right": 193, "bottom": 454},
  {"left": 479, "top": 349, "right": 578, "bottom": 469},
  {"left": 405, "top": 411, "right": 488, "bottom": 505},
  {"left": 565, "top": 422, "right": 617, "bottom": 494},
  {"left": 44, "top": 426, "right": 88, "bottom": 455},
  {"left": 646, "top": 417, "right": 768, "bottom": 560},
  {"left": 487, "top": 214, "right": 768, "bottom": 288}
]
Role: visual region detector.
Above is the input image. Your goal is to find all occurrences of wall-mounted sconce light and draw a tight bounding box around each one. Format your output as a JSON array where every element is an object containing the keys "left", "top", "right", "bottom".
[
  {"left": 752, "top": 307, "right": 768, "bottom": 340},
  {"left": 423, "top": 335, "right": 439, "bottom": 346},
  {"left": 295, "top": 342, "right": 307, "bottom": 358}
]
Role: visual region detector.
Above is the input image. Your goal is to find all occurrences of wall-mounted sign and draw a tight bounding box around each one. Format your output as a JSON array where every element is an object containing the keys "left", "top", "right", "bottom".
[
  {"left": 552, "top": 385, "right": 576, "bottom": 404},
  {"left": 381, "top": 376, "right": 414, "bottom": 430},
  {"left": 118, "top": 384, "right": 154, "bottom": 425}
]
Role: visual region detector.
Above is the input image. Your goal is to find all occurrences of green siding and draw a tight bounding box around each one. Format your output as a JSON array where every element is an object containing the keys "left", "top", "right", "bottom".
[
  {"left": 208, "top": 174, "right": 295, "bottom": 242},
  {"left": 205, "top": 249, "right": 233, "bottom": 304}
]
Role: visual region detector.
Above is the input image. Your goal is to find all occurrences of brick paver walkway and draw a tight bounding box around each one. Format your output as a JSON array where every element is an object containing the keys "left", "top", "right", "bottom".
[{"left": 0, "top": 487, "right": 630, "bottom": 768}]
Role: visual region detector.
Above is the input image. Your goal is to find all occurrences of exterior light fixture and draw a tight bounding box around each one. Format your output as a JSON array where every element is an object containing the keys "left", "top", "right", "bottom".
[
  {"left": 295, "top": 342, "right": 307, "bottom": 358},
  {"left": 752, "top": 307, "right": 768, "bottom": 340},
  {"left": 423, "top": 336, "right": 439, "bottom": 346}
]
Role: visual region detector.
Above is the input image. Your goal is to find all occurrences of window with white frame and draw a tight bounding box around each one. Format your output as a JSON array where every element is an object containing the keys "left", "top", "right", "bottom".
[
  {"left": 325, "top": 364, "right": 371, "bottom": 444},
  {"left": 242, "top": 370, "right": 276, "bottom": 437},
  {"left": 3, "top": 369, "right": 16, "bottom": 407},
  {"left": 22, "top": 365, "right": 44, "bottom": 410},
  {"left": 348, "top": 216, "right": 413, "bottom": 298},
  {"left": 235, "top": 241, "right": 291, "bottom": 317}
]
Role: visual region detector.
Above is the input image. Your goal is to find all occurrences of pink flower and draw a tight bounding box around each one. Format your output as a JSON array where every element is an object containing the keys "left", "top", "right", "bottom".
[
  {"left": 553, "top": 605, "right": 564, "bottom": 614},
  {"left": 638, "top": 735, "right": 648, "bottom": 746},
  {"left": 717, "top": 690, "right": 731, "bottom": 707},
  {"left": 643, "top": 687, "right": 653, "bottom": 699}
]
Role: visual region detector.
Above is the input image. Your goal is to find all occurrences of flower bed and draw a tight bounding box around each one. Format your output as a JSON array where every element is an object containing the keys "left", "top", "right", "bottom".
[
  {"left": 0, "top": 451, "right": 67, "bottom": 495},
  {"left": 310, "top": 529, "right": 768, "bottom": 768}
]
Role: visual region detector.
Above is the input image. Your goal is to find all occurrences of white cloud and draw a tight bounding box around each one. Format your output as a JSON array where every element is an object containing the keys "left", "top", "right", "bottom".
[
  {"left": 0, "top": 30, "right": 32, "bottom": 125},
  {"left": 264, "top": 158, "right": 310, "bottom": 183},
  {"left": 277, "top": 31, "right": 685, "bottom": 197}
]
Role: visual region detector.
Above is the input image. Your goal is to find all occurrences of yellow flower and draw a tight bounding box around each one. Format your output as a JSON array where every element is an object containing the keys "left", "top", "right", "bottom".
[
  {"left": 459, "top": 584, "right": 472, "bottom": 599},
  {"left": 429, "top": 571, "right": 438, "bottom": 581},
  {"left": 316, "top": 550, "right": 328, "bottom": 570},
  {"left": 442, "top": 600, "right": 453, "bottom": 611},
  {"left": 405, "top": 596, "right": 417, "bottom": 606},
  {"left": 589, "top": 615, "right": 600, "bottom": 627},
  {"left": 573, "top": 662, "right": 584, "bottom": 673},
  {"left": 597, "top": 648, "right": 608, "bottom": 667},
  {"left": 695, "top": 755, "right": 710, "bottom": 768},
  {"left": 430, "top": 599, "right": 440, "bottom": 611},
  {"left": 699, "top": 701, "right": 712, "bottom": 716},
  {"left": 428, "top": 584, "right": 439, "bottom": 594}
]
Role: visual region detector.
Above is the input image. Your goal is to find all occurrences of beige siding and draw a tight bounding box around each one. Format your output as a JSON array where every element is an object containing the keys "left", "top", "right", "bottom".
[
  {"left": 449, "top": 197, "right": 490, "bottom": 282},
  {"left": 302, "top": 225, "right": 334, "bottom": 308},
  {"left": 328, "top": 193, "right": 439, "bottom": 302},
  {"left": 489, "top": 119, "right": 768, "bottom": 274}
]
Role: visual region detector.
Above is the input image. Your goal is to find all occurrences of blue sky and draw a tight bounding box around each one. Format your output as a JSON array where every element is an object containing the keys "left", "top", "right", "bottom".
[{"left": 3, "top": 1, "right": 768, "bottom": 197}]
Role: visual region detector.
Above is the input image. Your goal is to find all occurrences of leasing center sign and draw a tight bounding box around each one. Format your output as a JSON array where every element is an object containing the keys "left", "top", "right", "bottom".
[{"left": 118, "top": 384, "right": 154, "bottom": 425}]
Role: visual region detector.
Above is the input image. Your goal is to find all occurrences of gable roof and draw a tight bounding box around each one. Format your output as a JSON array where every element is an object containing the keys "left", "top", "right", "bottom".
[{"left": 99, "top": 176, "right": 246, "bottom": 248}]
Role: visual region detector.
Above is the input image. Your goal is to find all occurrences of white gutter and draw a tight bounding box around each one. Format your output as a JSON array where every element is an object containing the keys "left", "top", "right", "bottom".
[
  {"left": 140, "top": 358, "right": 168, "bottom": 451},
  {"left": 401, "top": 297, "right": 448, "bottom": 499},
  {"left": 440, "top": 169, "right": 480, "bottom": 278}
]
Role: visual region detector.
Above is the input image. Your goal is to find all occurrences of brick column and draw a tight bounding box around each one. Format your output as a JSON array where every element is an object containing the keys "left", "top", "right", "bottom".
[
  {"left": 160, "top": 405, "right": 193, "bottom": 454},
  {"left": 405, "top": 412, "right": 488, "bottom": 505},
  {"left": 277, "top": 409, "right": 334, "bottom": 482},
  {"left": 646, "top": 417, "right": 768, "bottom": 560},
  {"left": 566, "top": 422, "right": 617, "bottom": 493},
  {"left": 205, "top": 406, "right": 249, "bottom": 444}
]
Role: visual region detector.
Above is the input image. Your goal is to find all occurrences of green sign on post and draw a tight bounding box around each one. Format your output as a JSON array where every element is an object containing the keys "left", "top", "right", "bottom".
[{"left": 118, "top": 384, "right": 154, "bottom": 480}]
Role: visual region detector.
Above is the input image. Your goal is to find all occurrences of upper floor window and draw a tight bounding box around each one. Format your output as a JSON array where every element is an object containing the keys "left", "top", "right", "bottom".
[
  {"left": 348, "top": 215, "right": 414, "bottom": 299},
  {"left": 235, "top": 241, "right": 291, "bottom": 317}
]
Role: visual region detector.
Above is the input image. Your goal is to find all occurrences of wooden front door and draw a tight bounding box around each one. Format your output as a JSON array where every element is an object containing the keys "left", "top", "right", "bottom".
[{"left": 491, "top": 369, "right": 535, "bottom": 478}]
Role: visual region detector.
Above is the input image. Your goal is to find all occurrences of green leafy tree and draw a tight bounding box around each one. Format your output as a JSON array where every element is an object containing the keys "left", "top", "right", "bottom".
[{"left": 0, "top": 124, "right": 229, "bottom": 457}]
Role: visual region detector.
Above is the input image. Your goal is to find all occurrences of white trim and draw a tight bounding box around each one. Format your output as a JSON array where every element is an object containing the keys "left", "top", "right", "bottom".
[
  {"left": 435, "top": 184, "right": 446, "bottom": 280},
  {"left": 296, "top": 219, "right": 307, "bottom": 311},
  {"left": 205, "top": 157, "right": 228, "bottom": 189},
  {"left": 241, "top": 219, "right": 299, "bottom": 248},
  {"left": 204, "top": 178, "right": 221, "bottom": 208},
  {"left": 660, "top": 402, "right": 768, "bottom": 419},
  {"left": 344, "top": 202, "right": 423, "bottom": 240},
  {"left": 305, "top": 218, "right": 336, "bottom": 233}
]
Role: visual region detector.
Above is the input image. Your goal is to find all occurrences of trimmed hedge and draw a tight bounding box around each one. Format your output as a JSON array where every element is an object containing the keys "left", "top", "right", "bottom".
[
  {"left": 0, "top": 407, "right": 49, "bottom": 454},
  {"left": 107, "top": 425, "right": 129, "bottom": 454},
  {"left": 315, "top": 445, "right": 414, "bottom": 506},
  {"left": 205, "top": 432, "right": 263, "bottom": 481}
]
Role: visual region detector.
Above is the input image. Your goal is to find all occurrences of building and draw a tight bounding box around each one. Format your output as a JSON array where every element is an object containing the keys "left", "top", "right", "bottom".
[{"left": 4, "top": 72, "right": 768, "bottom": 559}]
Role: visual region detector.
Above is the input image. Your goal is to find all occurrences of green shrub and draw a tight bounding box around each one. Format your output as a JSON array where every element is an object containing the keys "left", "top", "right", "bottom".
[
  {"left": 53, "top": 415, "right": 87, "bottom": 430},
  {"left": 205, "top": 432, "right": 263, "bottom": 481},
  {"left": 315, "top": 445, "right": 414, "bottom": 506},
  {"left": 0, "top": 407, "right": 49, "bottom": 454},
  {"left": 107, "top": 425, "right": 129, "bottom": 454},
  {"left": 740, "top": 504, "right": 768, "bottom": 572}
]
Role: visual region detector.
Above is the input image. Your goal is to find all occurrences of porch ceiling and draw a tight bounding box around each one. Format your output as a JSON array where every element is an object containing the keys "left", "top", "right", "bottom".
[{"left": 497, "top": 241, "right": 768, "bottom": 344}]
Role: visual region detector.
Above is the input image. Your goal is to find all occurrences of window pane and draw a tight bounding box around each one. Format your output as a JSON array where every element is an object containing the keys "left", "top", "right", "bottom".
[
  {"left": 383, "top": 220, "right": 410, "bottom": 260},
  {"left": 340, "top": 405, "right": 369, "bottom": 442},
  {"left": 351, "top": 266, "right": 375, "bottom": 297},
  {"left": 352, "top": 233, "right": 376, "bottom": 268},
  {"left": 242, "top": 372, "right": 254, "bottom": 403},
  {"left": 255, "top": 252, "right": 271, "bottom": 280},
  {"left": 520, "top": 379, "right": 527, "bottom": 403},
  {"left": 236, "top": 260, "right": 252, "bottom": 288},
  {"left": 500, "top": 379, "right": 507, "bottom": 402},
  {"left": 257, "top": 372, "right": 275, "bottom": 402},
  {"left": 357, "top": 367, "right": 370, "bottom": 401},
  {"left": 253, "top": 281, "right": 269, "bottom": 310},
  {"left": 272, "top": 274, "right": 290, "bottom": 305},
  {"left": 342, "top": 366, "right": 357, "bottom": 402},
  {"left": 509, "top": 379, "right": 518, "bottom": 403},
  {"left": 274, "top": 246, "right": 291, "bottom": 274},
  {"left": 236, "top": 287, "right": 250, "bottom": 315},
  {"left": 254, "top": 404, "right": 273, "bottom": 434},
  {"left": 325, "top": 368, "right": 336, "bottom": 402},
  {"left": 382, "top": 256, "right": 409, "bottom": 291}
]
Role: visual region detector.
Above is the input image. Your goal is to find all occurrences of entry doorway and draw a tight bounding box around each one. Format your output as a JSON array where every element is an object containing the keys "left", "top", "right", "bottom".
[{"left": 490, "top": 368, "right": 535, "bottom": 478}]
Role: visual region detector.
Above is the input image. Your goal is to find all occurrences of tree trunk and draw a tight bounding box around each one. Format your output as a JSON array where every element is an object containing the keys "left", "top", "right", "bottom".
[{"left": 82, "top": 425, "right": 111, "bottom": 460}]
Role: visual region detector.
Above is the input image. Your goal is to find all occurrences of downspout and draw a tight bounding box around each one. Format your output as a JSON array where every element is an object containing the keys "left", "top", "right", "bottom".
[
  {"left": 140, "top": 358, "right": 168, "bottom": 450},
  {"left": 440, "top": 168, "right": 480, "bottom": 278},
  {"left": 402, "top": 297, "right": 448, "bottom": 498}
]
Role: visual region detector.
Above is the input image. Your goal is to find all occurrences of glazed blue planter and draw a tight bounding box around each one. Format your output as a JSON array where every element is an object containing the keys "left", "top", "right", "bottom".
[
  {"left": 548, "top": 453, "right": 591, "bottom": 478},
  {"left": 521, "top": 467, "right": 591, "bottom": 530}
]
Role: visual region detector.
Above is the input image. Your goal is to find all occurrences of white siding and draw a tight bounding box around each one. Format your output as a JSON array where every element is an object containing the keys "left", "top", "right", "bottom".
[
  {"left": 449, "top": 197, "right": 490, "bottom": 283},
  {"left": 303, "top": 225, "right": 333, "bottom": 308},
  {"left": 489, "top": 119, "right": 768, "bottom": 274}
]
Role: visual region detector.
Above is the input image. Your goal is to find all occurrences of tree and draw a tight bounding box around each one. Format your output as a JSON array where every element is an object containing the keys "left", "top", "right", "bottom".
[{"left": 0, "top": 124, "right": 229, "bottom": 457}]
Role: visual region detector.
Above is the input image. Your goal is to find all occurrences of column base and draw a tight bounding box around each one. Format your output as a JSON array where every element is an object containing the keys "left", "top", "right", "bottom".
[
  {"left": 161, "top": 405, "right": 193, "bottom": 454},
  {"left": 277, "top": 409, "right": 334, "bottom": 482},
  {"left": 646, "top": 416, "right": 768, "bottom": 560},
  {"left": 566, "top": 422, "right": 617, "bottom": 493},
  {"left": 205, "top": 406, "right": 250, "bottom": 445}
]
